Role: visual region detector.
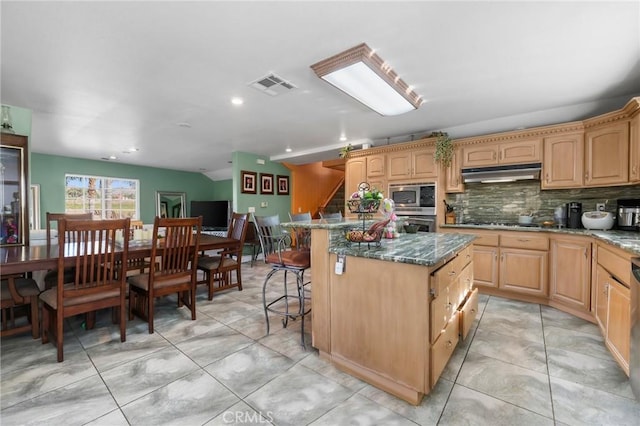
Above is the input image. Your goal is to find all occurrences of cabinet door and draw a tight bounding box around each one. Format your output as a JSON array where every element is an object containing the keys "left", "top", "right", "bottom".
[
  {"left": 607, "top": 279, "right": 630, "bottom": 373},
  {"left": 473, "top": 245, "right": 498, "bottom": 288},
  {"left": 630, "top": 113, "right": 640, "bottom": 183},
  {"left": 445, "top": 145, "right": 464, "bottom": 193},
  {"left": 541, "top": 133, "right": 584, "bottom": 189},
  {"left": 367, "top": 154, "right": 385, "bottom": 178},
  {"left": 345, "top": 158, "right": 367, "bottom": 217},
  {"left": 387, "top": 151, "right": 412, "bottom": 180},
  {"left": 499, "top": 248, "right": 548, "bottom": 296},
  {"left": 549, "top": 236, "right": 591, "bottom": 312},
  {"left": 462, "top": 144, "right": 499, "bottom": 167},
  {"left": 1, "top": 134, "right": 29, "bottom": 246},
  {"left": 585, "top": 122, "right": 629, "bottom": 186},
  {"left": 594, "top": 264, "right": 609, "bottom": 334},
  {"left": 499, "top": 139, "right": 542, "bottom": 164},
  {"left": 412, "top": 147, "right": 437, "bottom": 178}
]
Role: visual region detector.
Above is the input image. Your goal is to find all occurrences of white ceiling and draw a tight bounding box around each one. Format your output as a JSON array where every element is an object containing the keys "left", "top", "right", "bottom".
[{"left": 2, "top": 1, "right": 639, "bottom": 181}]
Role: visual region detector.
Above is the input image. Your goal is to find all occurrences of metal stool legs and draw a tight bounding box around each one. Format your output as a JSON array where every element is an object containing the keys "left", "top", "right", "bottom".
[{"left": 262, "top": 265, "right": 310, "bottom": 347}]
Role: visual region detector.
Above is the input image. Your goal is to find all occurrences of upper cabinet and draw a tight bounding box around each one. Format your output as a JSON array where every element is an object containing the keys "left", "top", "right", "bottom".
[
  {"left": 444, "top": 145, "right": 464, "bottom": 193},
  {"left": 461, "top": 138, "right": 542, "bottom": 168},
  {"left": 367, "top": 154, "right": 385, "bottom": 178},
  {"left": 1, "top": 133, "right": 29, "bottom": 246},
  {"left": 629, "top": 112, "right": 640, "bottom": 183},
  {"left": 541, "top": 132, "right": 584, "bottom": 189},
  {"left": 387, "top": 147, "right": 437, "bottom": 181},
  {"left": 584, "top": 121, "right": 629, "bottom": 186}
]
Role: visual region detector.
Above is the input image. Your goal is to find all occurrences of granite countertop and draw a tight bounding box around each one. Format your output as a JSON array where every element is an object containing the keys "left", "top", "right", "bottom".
[
  {"left": 280, "top": 218, "right": 364, "bottom": 230},
  {"left": 328, "top": 232, "right": 475, "bottom": 267},
  {"left": 441, "top": 224, "right": 640, "bottom": 256}
]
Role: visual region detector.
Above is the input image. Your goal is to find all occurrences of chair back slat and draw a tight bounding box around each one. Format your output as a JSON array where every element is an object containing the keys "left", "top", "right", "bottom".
[
  {"left": 150, "top": 217, "right": 201, "bottom": 282},
  {"left": 46, "top": 212, "right": 93, "bottom": 244},
  {"left": 58, "top": 218, "right": 130, "bottom": 299}
]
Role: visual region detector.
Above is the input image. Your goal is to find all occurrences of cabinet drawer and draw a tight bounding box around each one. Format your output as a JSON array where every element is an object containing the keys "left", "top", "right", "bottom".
[
  {"left": 500, "top": 233, "right": 549, "bottom": 251},
  {"left": 432, "top": 245, "right": 473, "bottom": 297},
  {"left": 597, "top": 245, "right": 631, "bottom": 286},
  {"left": 472, "top": 232, "right": 499, "bottom": 246},
  {"left": 459, "top": 288, "right": 479, "bottom": 340},
  {"left": 431, "top": 311, "right": 459, "bottom": 388},
  {"left": 430, "top": 286, "right": 452, "bottom": 343},
  {"left": 452, "top": 263, "right": 474, "bottom": 308}
]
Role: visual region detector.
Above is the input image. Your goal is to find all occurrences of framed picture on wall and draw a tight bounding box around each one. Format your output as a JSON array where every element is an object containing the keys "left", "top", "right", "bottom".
[
  {"left": 260, "top": 173, "right": 274, "bottom": 195},
  {"left": 277, "top": 175, "right": 289, "bottom": 195},
  {"left": 241, "top": 170, "right": 257, "bottom": 194}
]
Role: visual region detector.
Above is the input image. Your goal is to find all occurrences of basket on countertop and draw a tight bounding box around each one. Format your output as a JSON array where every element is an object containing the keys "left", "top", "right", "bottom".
[{"left": 347, "top": 199, "right": 381, "bottom": 214}]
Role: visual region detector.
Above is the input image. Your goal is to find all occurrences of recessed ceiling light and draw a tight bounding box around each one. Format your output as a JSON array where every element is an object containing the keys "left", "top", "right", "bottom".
[
  {"left": 285, "top": 147, "right": 292, "bottom": 153},
  {"left": 339, "top": 135, "right": 347, "bottom": 142},
  {"left": 231, "top": 97, "right": 244, "bottom": 105},
  {"left": 177, "top": 122, "right": 192, "bottom": 128}
]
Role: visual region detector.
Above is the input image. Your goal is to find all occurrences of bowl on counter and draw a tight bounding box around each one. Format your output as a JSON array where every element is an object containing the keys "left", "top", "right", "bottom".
[
  {"left": 403, "top": 224, "right": 419, "bottom": 234},
  {"left": 518, "top": 215, "right": 534, "bottom": 225},
  {"left": 581, "top": 211, "right": 614, "bottom": 230}
]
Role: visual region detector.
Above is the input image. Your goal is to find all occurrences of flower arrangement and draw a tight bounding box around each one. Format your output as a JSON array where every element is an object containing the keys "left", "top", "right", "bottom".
[{"left": 347, "top": 182, "right": 383, "bottom": 213}]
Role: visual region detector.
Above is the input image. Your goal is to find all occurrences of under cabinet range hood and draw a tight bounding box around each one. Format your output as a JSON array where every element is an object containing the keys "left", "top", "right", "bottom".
[{"left": 461, "top": 162, "right": 542, "bottom": 183}]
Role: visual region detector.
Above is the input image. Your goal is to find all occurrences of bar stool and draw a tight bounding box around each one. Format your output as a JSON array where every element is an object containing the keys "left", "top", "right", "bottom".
[{"left": 253, "top": 214, "right": 311, "bottom": 346}]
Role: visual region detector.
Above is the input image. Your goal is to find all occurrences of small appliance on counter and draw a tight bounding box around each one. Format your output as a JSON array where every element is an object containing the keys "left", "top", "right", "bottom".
[
  {"left": 617, "top": 198, "right": 640, "bottom": 231},
  {"left": 567, "top": 202, "right": 582, "bottom": 229},
  {"left": 554, "top": 205, "right": 567, "bottom": 228}
]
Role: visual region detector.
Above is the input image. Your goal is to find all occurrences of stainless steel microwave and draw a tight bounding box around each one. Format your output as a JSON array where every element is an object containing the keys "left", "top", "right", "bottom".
[{"left": 388, "top": 183, "right": 436, "bottom": 215}]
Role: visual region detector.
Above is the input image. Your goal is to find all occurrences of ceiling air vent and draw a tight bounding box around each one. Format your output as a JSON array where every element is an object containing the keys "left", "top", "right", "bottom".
[{"left": 249, "top": 73, "right": 297, "bottom": 96}]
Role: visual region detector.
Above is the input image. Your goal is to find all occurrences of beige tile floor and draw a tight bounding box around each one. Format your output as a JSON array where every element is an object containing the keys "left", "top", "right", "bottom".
[{"left": 2, "top": 261, "right": 640, "bottom": 425}]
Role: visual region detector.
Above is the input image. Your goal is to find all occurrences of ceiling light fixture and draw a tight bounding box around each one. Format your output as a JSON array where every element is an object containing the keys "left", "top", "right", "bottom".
[
  {"left": 285, "top": 147, "right": 292, "bottom": 153},
  {"left": 339, "top": 135, "right": 347, "bottom": 142},
  {"left": 231, "top": 97, "right": 244, "bottom": 105},
  {"left": 311, "top": 43, "right": 422, "bottom": 116}
]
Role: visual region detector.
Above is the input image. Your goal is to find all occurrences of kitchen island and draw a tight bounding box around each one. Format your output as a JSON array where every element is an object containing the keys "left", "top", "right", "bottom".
[{"left": 282, "top": 219, "right": 476, "bottom": 405}]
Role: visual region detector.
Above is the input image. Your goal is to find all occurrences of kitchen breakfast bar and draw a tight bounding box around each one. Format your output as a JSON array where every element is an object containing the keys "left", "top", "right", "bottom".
[{"left": 282, "top": 219, "right": 476, "bottom": 405}]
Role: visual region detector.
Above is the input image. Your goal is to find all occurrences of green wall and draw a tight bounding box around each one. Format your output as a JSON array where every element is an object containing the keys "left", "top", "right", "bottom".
[
  {"left": 232, "top": 151, "right": 291, "bottom": 222},
  {"left": 31, "top": 153, "right": 222, "bottom": 224},
  {"left": 1, "top": 104, "right": 31, "bottom": 137}
]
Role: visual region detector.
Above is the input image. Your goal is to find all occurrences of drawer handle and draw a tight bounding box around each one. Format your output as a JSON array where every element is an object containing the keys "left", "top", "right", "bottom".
[
  {"left": 471, "top": 308, "right": 476, "bottom": 313},
  {"left": 448, "top": 271, "right": 457, "bottom": 276},
  {"left": 446, "top": 340, "right": 453, "bottom": 348},
  {"left": 517, "top": 239, "right": 530, "bottom": 242}
]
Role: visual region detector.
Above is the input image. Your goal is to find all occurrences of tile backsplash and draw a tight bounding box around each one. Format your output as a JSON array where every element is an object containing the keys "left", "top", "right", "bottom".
[{"left": 446, "top": 182, "right": 640, "bottom": 224}]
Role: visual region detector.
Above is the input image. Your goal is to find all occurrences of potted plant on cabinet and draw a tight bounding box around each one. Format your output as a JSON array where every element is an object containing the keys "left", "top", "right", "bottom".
[{"left": 432, "top": 131, "right": 453, "bottom": 168}]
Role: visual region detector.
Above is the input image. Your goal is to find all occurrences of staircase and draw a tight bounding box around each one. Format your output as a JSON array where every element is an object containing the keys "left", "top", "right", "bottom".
[{"left": 322, "top": 183, "right": 345, "bottom": 215}]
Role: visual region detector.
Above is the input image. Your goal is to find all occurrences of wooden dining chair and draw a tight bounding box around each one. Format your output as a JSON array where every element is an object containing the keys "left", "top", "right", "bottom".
[
  {"left": 109, "top": 219, "right": 156, "bottom": 278},
  {"left": 40, "top": 218, "right": 131, "bottom": 362},
  {"left": 129, "top": 216, "right": 202, "bottom": 334},
  {"left": 1, "top": 274, "right": 41, "bottom": 339},
  {"left": 254, "top": 214, "right": 311, "bottom": 346},
  {"left": 196, "top": 212, "right": 249, "bottom": 299},
  {"left": 43, "top": 212, "right": 93, "bottom": 290}
]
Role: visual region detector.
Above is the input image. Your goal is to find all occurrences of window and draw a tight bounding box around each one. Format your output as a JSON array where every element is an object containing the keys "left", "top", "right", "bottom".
[{"left": 65, "top": 174, "right": 139, "bottom": 219}]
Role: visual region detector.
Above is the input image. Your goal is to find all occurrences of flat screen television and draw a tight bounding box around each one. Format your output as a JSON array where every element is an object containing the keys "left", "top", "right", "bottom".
[{"left": 190, "top": 200, "right": 230, "bottom": 231}]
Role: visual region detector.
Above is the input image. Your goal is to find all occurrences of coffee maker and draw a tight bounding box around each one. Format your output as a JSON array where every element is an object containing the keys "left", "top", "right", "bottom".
[
  {"left": 617, "top": 198, "right": 640, "bottom": 231},
  {"left": 567, "top": 202, "right": 582, "bottom": 229}
]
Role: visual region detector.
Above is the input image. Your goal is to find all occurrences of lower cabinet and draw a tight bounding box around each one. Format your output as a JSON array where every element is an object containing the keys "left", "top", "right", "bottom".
[
  {"left": 499, "top": 247, "right": 548, "bottom": 296},
  {"left": 429, "top": 246, "right": 476, "bottom": 387},
  {"left": 549, "top": 235, "right": 592, "bottom": 313},
  {"left": 594, "top": 244, "right": 632, "bottom": 375}
]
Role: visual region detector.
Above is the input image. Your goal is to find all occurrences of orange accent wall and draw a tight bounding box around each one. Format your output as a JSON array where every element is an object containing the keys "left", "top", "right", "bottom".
[{"left": 284, "top": 162, "right": 344, "bottom": 217}]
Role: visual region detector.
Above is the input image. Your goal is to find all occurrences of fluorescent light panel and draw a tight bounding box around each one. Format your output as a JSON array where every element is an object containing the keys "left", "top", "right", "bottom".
[{"left": 311, "top": 43, "right": 422, "bottom": 116}]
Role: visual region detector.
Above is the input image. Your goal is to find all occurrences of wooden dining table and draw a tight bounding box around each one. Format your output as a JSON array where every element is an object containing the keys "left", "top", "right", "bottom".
[{"left": 0, "top": 234, "right": 239, "bottom": 276}]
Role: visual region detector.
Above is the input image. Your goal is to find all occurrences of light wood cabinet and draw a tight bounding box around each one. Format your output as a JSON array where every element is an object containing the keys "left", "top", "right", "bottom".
[
  {"left": 387, "top": 147, "right": 437, "bottom": 180},
  {"left": 473, "top": 245, "right": 499, "bottom": 288},
  {"left": 444, "top": 145, "right": 464, "bottom": 193},
  {"left": 541, "top": 132, "right": 584, "bottom": 189},
  {"left": 367, "top": 154, "right": 385, "bottom": 177},
  {"left": 499, "top": 247, "right": 548, "bottom": 297},
  {"left": 584, "top": 121, "right": 629, "bottom": 186},
  {"left": 461, "top": 138, "right": 541, "bottom": 168},
  {"left": 607, "top": 280, "right": 630, "bottom": 373},
  {"left": 345, "top": 158, "right": 367, "bottom": 217},
  {"left": 630, "top": 113, "right": 640, "bottom": 183},
  {"left": 595, "top": 243, "right": 632, "bottom": 375},
  {"left": 549, "top": 235, "right": 591, "bottom": 313}
]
